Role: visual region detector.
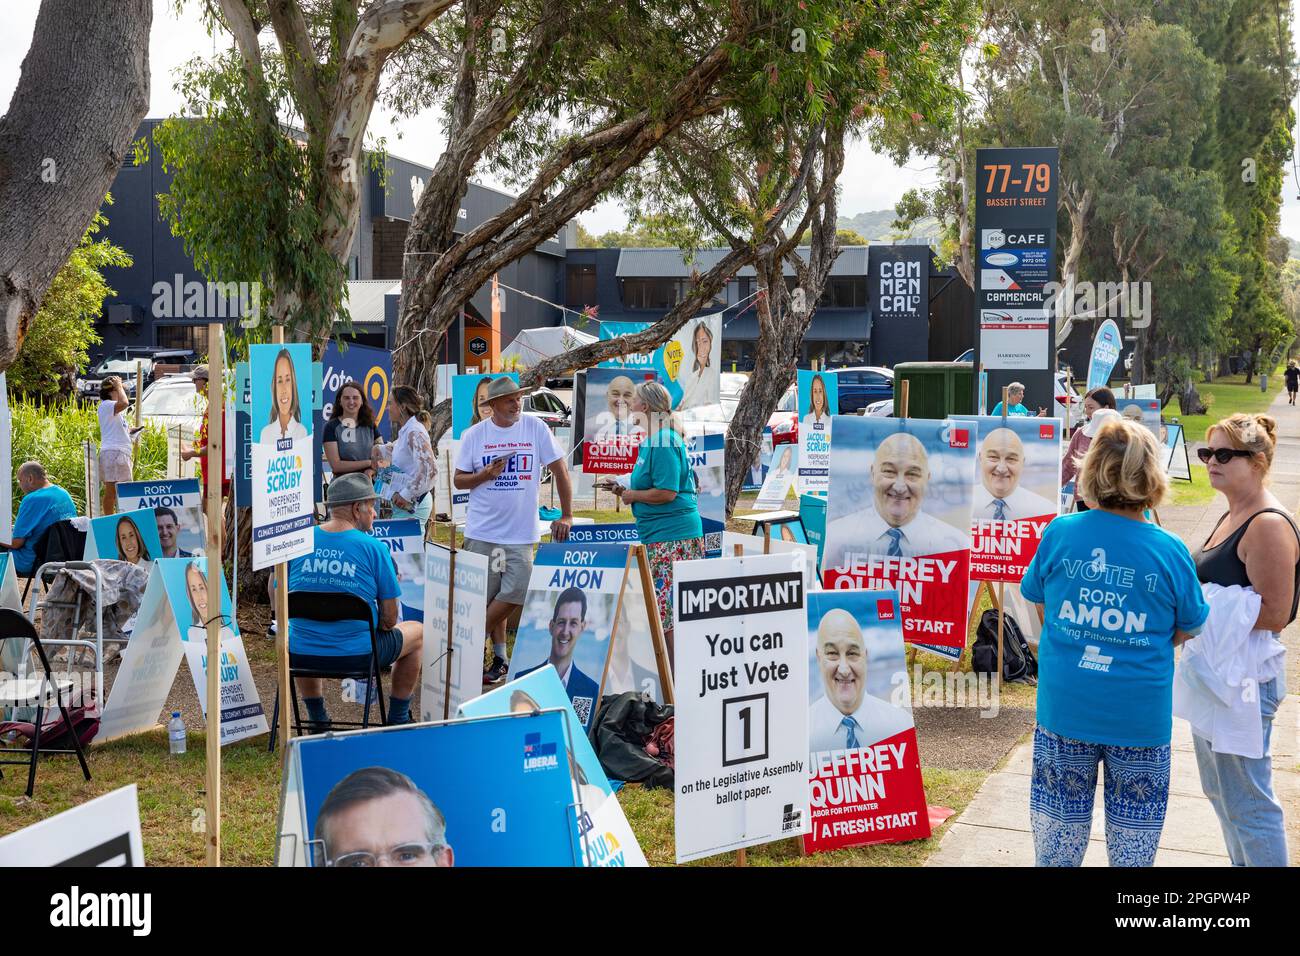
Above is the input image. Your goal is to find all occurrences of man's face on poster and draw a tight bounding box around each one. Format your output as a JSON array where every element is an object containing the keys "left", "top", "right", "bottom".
[
  {"left": 872, "top": 433, "right": 928, "bottom": 528},
  {"left": 324, "top": 791, "right": 453, "bottom": 868},
  {"left": 549, "top": 599, "right": 586, "bottom": 667},
  {"left": 980, "top": 428, "right": 1024, "bottom": 500},
  {"left": 817, "top": 613, "right": 867, "bottom": 717},
  {"left": 157, "top": 513, "right": 179, "bottom": 556},
  {"left": 606, "top": 376, "right": 635, "bottom": 421}
]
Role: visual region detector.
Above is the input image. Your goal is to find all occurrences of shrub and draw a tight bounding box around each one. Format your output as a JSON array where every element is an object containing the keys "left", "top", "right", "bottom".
[{"left": 10, "top": 399, "right": 169, "bottom": 515}]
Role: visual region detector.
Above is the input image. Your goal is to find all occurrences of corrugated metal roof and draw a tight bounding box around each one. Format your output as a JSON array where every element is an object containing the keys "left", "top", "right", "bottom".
[
  {"left": 343, "top": 281, "right": 401, "bottom": 325},
  {"left": 615, "top": 246, "right": 870, "bottom": 279}
]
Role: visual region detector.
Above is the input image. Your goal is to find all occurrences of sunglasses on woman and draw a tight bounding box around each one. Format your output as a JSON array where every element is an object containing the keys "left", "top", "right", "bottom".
[{"left": 1196, "top": 447, "right": 1254, "bottom": 465}]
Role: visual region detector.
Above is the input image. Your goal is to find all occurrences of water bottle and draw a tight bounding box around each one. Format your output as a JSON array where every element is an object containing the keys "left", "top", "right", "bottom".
[{"left": 168, "top": 711, "right": 186, "bottom": 755}]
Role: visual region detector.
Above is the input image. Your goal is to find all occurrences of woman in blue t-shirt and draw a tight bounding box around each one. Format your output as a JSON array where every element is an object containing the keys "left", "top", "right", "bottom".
[
  {"left": 607, "top": 381, "right": 702, "bottom": 662},
  {"left": 1020, "top": 418, "right": 1208, "bottom": 867}
]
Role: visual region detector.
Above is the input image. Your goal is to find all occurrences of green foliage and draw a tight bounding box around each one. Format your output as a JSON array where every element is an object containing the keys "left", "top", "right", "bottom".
[
  {"left": 8, "top": 206, "right": 130, "bottom": 399},
  {"left": 10, "top": 400, "right": 168, "bottom": 515},
  {"left": 152, "top": 51, "right": 367, "bottom": 355}
]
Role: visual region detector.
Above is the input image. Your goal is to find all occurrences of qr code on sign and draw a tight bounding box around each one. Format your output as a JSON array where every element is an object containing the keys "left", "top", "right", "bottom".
[{"left": 573, "top": 696, "right": 593, "bottom": 726}]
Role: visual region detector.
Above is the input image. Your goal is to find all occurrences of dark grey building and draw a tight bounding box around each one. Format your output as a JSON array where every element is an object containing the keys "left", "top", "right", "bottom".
[
  {"left": 92, "top": 119, "right": 971, "bottom": 373},
  {"left": 92, "top": 119, "right": 566, "bottom": 363}
]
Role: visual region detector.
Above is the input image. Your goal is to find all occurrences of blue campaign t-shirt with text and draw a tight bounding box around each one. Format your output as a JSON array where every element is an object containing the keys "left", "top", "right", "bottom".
[
  {"left": 1020, "top": 509, "right": 1209, "bottom": 747},
  {"left": 287, "top": 527, "right": 400, "bottom": 657},
  {"left": 11, "top": 484, "right": 76, "bottom": 575}
]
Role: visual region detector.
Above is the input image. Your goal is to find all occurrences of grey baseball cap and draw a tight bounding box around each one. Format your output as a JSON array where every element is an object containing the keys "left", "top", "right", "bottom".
[{"left": 326, "top": 473, "right": 379, "bottom": 508}]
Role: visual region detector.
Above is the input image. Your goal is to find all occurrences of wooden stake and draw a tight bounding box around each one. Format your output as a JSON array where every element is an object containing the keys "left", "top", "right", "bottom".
[
  {"left": 272, "top": 325, "right": 292, "bottom": 763},
  {"left": 203, "top": 323, "right": 224, "bottom": 867},
  {"left": 900, "top": 379, "right": 910, "bottom": 419},
  {"left": 638, "top": 545, "right": 674, "bottom": 704},
  {"left": 442, "top": 451, "right": 458, "bottom": 720}
]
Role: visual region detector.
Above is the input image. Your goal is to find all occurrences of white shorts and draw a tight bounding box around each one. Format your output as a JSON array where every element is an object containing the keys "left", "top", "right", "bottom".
[{"left": 99, "top": 447, "right": 133, "bottom": 484}]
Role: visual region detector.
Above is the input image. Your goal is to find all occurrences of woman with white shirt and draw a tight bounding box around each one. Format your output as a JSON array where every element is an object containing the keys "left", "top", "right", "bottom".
[
  {"left": 802, "top": 373, "right": 831, "bottom": 429},
  {"left": 258, "top": 348, "right": 310, "bottom": 445},
  {"left": 675, "top": 321, "right": 715, "bottom": 408},
  {"left": 1192, "top": 413, "right": 1295, "bottom": 866},
  {"left": 376, "top": 385, "right": 436, "bottom": 525}
]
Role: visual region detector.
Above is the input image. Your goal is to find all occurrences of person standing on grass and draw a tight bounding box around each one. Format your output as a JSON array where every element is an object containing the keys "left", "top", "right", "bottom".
[
  {"left": 1285, "top": 360, "right": 1298, "bottom": 406},
  {"left": 454, "top": 376, "right": 573, "bottom": 686},
  {"left": 606, "top": 381, "right": 702, "bottom": 665},
  {"left": 1020, "top": 418, "right": 1208, "bottom": 867},
  {"left": 97, "top": 375, "right": 133, "bottom": 514},
  {"left": 180, "top": 365, "right": 230, "bottom": 498},
  {"left": 1192, "top": 413, "right": 1295, "bottom": 866}
]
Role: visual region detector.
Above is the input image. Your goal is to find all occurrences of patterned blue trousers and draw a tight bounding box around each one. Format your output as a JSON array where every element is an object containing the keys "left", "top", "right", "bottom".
[{"left": 1030, "top": 724, "right": 1171, "bottom": 867}]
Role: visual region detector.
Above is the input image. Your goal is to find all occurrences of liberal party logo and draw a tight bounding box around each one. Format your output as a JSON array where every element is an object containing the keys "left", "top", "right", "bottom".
[
  {"left": 522, "top": 731, "right": 559, "bottom": 772},
  {"left": 1078, "top": 645, "right": 1113, "bottom": 673},
  {"left": 781, "top": 803, "right": 803, "bottom": 833}
]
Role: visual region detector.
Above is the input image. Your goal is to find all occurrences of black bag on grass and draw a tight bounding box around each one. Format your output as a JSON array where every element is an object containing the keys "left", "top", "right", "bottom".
[{"left": 971, "top": 609, "right": 1037, "bottom": 684}]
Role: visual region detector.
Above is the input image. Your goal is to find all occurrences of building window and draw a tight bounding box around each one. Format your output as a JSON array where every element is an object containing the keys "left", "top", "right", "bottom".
[
  {"left": 565, "top": 264, "right": 597, "bottom": 309},
  {"left": 155, "top": 324, "right": 208, "bottom": 353},
  {"left": 621, "top": 277, "right": 726, "bottom": 310}
]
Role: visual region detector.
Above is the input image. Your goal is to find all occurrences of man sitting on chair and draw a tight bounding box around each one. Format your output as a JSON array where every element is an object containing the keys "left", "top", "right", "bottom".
[
  {"left": 287, "top": 473, "right": 423, "bottom": 726},
  {"left": 0, "top": 461, "right": 76, "bottom": 577}
]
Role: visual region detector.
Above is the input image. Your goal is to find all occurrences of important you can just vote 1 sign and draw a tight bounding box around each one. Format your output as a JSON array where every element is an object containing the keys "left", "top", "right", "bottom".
[{"left": 673, "top": 552, "right": 809, "bottom": 862}]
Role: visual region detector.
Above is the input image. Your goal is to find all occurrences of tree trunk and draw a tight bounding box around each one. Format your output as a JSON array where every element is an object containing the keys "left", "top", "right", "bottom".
[
  {"left": 1179, "top": 380, "right": 1208, "bottom": 416},
  {"left": 0, "top": 0, "right": 151, "bottom": 371}
]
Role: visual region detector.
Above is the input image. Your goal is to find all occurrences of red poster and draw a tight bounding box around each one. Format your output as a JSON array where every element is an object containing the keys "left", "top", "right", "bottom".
[
  {"left": 822, "top": 548, "right": 970, "bottom": 648},
  {"left": 804, "top": 591, "right": 930, "bottom": 854}
]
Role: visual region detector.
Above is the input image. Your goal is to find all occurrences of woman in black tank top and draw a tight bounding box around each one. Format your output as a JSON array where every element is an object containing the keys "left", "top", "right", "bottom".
[{"left": 1191, "top": 413, "right": 1293, "bottom": 866}]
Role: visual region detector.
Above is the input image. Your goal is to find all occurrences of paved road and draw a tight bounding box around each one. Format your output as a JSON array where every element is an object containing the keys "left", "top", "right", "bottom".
[{"left": 928, "top": 388, "right": 1300, "bottom": 866}]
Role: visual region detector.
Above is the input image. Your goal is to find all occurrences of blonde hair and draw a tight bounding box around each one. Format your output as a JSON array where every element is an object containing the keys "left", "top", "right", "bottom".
[
  {"left": 1207, "top": 413, "right": 1277, "bottom": 473},
  {"left": 1077, "top": 418, "right": 1168, "bottom": 512},
  {"left": 635, "top": 380, "right": 681, "bottom": 437}
]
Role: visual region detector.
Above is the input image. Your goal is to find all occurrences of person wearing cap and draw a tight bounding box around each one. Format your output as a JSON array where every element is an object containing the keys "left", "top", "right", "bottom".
[
  {"left": 181, "top": 364, "right": 230, "bottom": 498},
  {"left": 454, "top": 375, "right": 573, "bottom": 685},
  {"left": 287, "top": 472, "right": 424, "bottom": 726}
]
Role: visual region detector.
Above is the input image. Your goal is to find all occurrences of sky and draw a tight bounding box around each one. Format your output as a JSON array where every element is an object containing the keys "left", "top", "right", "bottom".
[{"left": 2, "top": 1, "right": 1297, "bottom": 238}]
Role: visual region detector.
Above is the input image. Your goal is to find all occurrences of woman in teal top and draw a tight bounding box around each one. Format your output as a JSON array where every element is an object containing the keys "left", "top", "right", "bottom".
[{"left": 608, "top": 381, "right": 702, "bottom": 664}]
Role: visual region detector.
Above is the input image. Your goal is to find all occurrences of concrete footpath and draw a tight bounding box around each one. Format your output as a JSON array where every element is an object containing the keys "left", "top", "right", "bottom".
[{"left": 928, "top": 388, "right": 1300, "bottom": 866}]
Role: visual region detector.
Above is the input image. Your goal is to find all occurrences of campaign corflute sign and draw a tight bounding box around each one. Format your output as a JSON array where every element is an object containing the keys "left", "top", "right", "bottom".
[
  {"left": 951, "top": 416, "right": 1062, "bottom": 583},
  {"left": 821, "top": 417, "right": 975, "bottom": 648},
  {"left": 804, "top": 590, "right": 930, "bottom": 852}
]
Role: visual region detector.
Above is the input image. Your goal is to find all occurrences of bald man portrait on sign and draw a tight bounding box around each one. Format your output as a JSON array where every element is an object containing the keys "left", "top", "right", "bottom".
[
  {"left": 808, "top": 609, "right": 914, "bottom": 752},
  {"left": 972, "top": 427, "right": 1058, "bottom": 524},
  {"left": 822, "top": 432, "right": 967, "bottom": 572}
]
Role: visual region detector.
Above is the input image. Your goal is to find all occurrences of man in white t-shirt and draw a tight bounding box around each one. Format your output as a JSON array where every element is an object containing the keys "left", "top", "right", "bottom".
[
  {"left": 454, "top": 376, "right": 573, "bottom": 686},
  {"left": 97, "top": 375, "right": 135, "bottom": 514}
]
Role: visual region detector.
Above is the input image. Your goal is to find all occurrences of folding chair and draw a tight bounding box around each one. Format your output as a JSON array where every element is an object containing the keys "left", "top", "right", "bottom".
[
  {"left": 0, "top": 608, "right": 92, "bottom": 797},
  {"left": 268, "top": 591, "right": 388, "bottom": 751},
  {"left": 26, "top": 561, "right": 106, "bottom": 710}
]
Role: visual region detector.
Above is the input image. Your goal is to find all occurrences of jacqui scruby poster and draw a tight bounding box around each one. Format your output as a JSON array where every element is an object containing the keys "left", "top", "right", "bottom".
[{"left": 821, "top": 417, "right": 975, "bottom": 648}]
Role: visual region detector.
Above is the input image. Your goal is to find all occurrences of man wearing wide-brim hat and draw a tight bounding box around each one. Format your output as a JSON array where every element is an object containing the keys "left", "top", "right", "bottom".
[
  {"left": 454, "top": 374, "right": 574, "bottom": 686},
  {"left": 285, "top": 472, "right": 425, "bottom": 726}
]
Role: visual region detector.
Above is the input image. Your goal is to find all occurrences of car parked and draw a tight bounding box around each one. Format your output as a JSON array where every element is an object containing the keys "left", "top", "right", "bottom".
[
  {"left": 78, "top": 347, "right": 198, "bottom": 402},
  {"left": 521, "top": 386, "right": 572, "bottom": 430},
  {"left": 139, "top": 373, "right": 205, "bottom": 435},
  {"left": 833, "top": 365, "right": 894, "bottom": 414}
]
